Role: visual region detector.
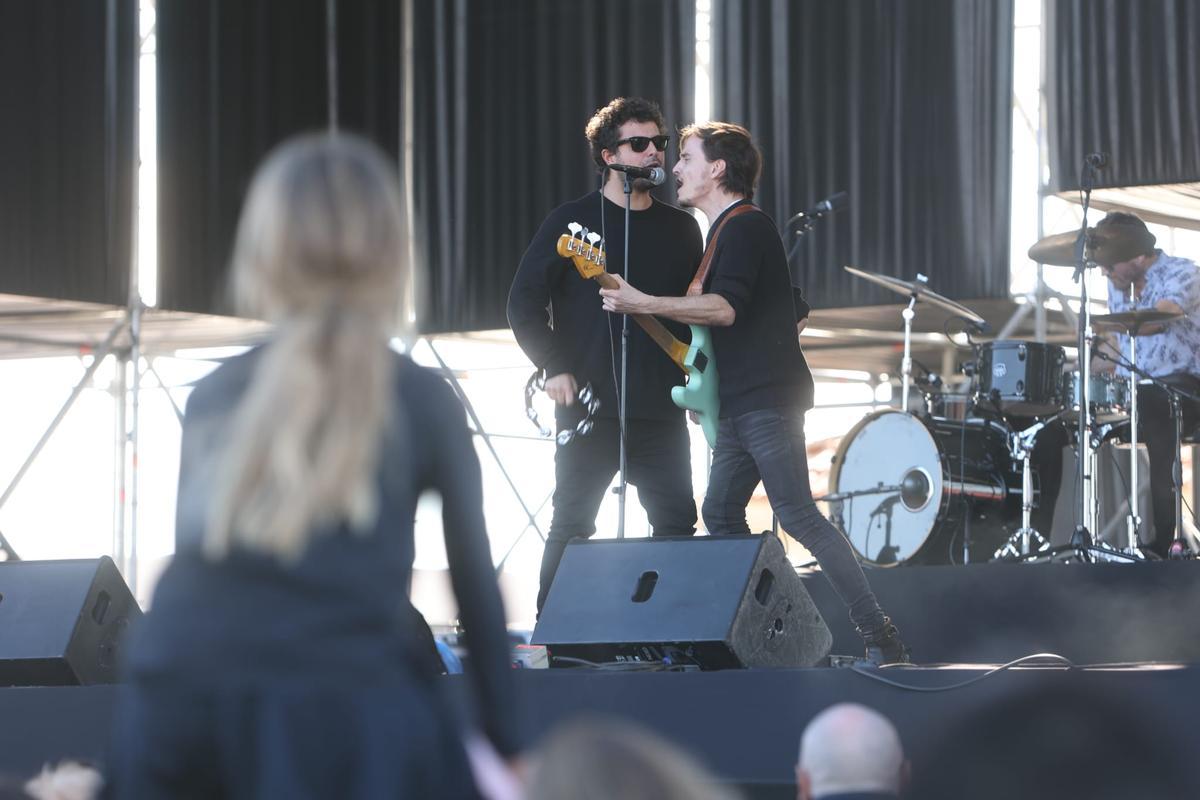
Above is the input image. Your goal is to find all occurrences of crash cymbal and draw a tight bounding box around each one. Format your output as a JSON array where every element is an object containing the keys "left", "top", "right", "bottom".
[
  {"left": 1092, "top": 309, "right": 1184, "bottom": 335},
  {"left": 1027, "top": 230, "right": 1084, "bottom": 267},
  {"left": 843, "top": 265, "right": 985, "bottom": 323}
]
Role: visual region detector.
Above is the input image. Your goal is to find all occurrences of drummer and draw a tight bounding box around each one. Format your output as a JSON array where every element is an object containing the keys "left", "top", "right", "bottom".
[{"left": 1091, "top": 211, "right": 1200, "bottom": 556}]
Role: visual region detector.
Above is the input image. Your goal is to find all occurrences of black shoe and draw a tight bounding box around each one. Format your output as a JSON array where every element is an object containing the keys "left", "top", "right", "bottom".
[{"left": 858, "top": 617, "right": 912, "bottom": 666}]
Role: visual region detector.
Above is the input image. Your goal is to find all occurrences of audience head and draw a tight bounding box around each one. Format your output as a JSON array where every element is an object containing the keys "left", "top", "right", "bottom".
[
  {"left": 525, "top": 716, "right": 742, "bottom": 800},
  {"left": 796, "top": 703, "right": 906, "bottom": 799},
  {"left": 23, "top": 761, "right": 102, "bottom": 800}
]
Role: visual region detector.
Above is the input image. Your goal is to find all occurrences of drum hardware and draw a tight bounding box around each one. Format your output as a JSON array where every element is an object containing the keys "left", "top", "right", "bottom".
[
  {"left": 1094, "top": 348, "right": 1200, "bottom": 560},
  {"left": 1090, "top": 307, "right": 1184, "bottom": 557},
  {"left": 1027, "top": 152, "right": 1111, "bottom": 559},
  {"left": 1166, "top": 389, "right": 1193, "bottom": 559},
  {"left": 843, "top": 266, "right": 986, "bottom": 413},
  {"left": 994, "top": 415, "right": 1062, "bottom": 560}
]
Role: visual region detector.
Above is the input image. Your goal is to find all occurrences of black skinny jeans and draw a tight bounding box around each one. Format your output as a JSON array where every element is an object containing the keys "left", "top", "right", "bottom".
[
  {"left": 702, "top": 407, "right": 888, "bottom": 634},
  {"left": 537, "top": 416, "right": 696, "bottom": 612}
]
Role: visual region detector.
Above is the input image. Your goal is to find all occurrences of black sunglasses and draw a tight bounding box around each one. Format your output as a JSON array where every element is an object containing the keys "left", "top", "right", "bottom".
[{"left": 616, "top": 135, "right": 670, "bottom": 153}]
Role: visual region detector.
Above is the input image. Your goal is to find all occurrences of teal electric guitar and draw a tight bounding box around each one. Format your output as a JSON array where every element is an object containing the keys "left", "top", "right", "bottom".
[{"left": 556, "top": 223, "right": 720, "bottom": 448}]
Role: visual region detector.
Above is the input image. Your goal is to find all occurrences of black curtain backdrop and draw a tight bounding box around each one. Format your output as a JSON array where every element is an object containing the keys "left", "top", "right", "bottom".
[
  {"left": 1047, "top": 0, "right": 1200, "bottom": 193},
  {"left": 412, "top": 0, "right": 695, "bottom": 334},
  {"left": 0, "top": 0, "right": 136, "bottom": 306},
  {"left": 156, "top": 0, "right": 401, "bottom": 316},
  {"left": 157, "top": 0, "right": 694, "bottom": 333},
  {"left": 712, "top": 0, "right": 1013, "bottom": 310}
]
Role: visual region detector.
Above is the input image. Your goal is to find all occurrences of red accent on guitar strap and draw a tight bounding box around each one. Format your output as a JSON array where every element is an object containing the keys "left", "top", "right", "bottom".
[{"left": 686, "top": 204, "right": 757, "bottom": 297}]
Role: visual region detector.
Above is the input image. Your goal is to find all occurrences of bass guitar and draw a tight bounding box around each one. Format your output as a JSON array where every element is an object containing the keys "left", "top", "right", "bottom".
[{"left": 555, "top": 222, "right": 720, "bottom": 447}]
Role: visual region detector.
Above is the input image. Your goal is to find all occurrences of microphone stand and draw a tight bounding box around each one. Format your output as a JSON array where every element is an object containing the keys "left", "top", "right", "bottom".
[
  {"left": 1069, "top": 157, "right": 1100, "bottom": 560},
  {"left": 616, "top": 170, "right": 634, "bottom": 540},
  {"left": 785, "top": 208, "right": 833, "bottom": 264}
]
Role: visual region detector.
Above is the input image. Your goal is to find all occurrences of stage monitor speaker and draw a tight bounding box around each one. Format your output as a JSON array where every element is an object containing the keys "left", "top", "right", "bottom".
[
  {"left": 0, "top": 557, "right": 142, "bottom": 686},
  {"left": 532, "top": 534, "right": 831, "bottom": 669}
]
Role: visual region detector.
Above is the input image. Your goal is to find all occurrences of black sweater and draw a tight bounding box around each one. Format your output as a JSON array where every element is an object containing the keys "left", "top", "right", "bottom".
[
  {"left": 128, "top": 350, "right": 521, "bottom": 757},
  {"left": 704, "top": 201, "right": 816, "bottom": 416},
  {"left": 508, "top": 190, "right": 704, "bottom": 421}
]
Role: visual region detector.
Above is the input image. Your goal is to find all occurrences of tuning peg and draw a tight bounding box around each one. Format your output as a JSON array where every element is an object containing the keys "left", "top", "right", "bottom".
[
  {"left": 568, "top": 222, "right": 582, "bottom": 238},
  {"left": 586, "top": 231, "right": 600, "bottom": 245}
]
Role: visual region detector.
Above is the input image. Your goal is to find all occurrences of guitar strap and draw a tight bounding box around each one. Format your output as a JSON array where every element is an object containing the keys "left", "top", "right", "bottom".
[{"left": 686, "top": 203, "right": 757, "bottom": 297}]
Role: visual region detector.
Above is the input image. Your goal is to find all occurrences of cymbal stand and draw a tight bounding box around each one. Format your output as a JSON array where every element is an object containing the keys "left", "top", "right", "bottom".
[
  {"left": 1068, "top": 158, "right": 1100, "bottom": 559},
  {"left": 1167, "top": 389, "right": 1192, "bottom": 559},
  {"left": 996, "top": 419, "right": 1053, "bottom": 559},
  {"left": 899, "top": 276, "right": 927, "bottom": 413},
  {"left": 1124, "top": 294, "right": 1143, "bottom": 555}
]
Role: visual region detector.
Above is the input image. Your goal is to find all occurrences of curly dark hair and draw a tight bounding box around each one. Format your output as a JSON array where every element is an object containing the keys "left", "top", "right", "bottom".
[
  {"left": 678, "top": 121, "right": 762, "bottom": 200},
  {"left": 584, "top": 97, "right": 667, "bottom": 171},
  {"left": 1089, "top": 211, "right": 1158, "bottom": 266}
]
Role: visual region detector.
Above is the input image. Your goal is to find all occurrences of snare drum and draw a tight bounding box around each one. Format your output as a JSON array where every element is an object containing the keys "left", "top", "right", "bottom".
[
  {"left": 977, "top": 341, "right": 1066, "bottom": 416},
  {"left": 1062, "top": 372, "right": 1130, "bottom": 423}
]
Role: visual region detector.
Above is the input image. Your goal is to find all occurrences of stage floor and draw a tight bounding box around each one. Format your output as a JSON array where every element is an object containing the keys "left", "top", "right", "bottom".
[
  {"left": 2, "top": 664, "right": 1197, "bottom": 798},
  {"left": 3, "top": 561, "right": 1199, "bottom": 797}
]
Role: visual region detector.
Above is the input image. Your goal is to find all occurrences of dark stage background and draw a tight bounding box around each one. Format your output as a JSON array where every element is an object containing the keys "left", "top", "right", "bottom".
[
  {"left": 0, "top": 0, "right": 136, "bottom": 306},
  {"left": 156, "top": 0, "right": 696, "bottom": 333},
  {"left": 711, "top": 0, "right": 1015, "bottom": 311},
  {"left": 1046, "top": 0, "right": 1200, "bottom": 193}
]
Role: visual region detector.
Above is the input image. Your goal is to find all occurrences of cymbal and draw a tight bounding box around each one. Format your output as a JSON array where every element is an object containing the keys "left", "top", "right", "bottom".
[
  {"left": 1092, "top": 309, "right": 1184, "bottom": 335},
  {"left": 1027, "top": 230, "right": 1083, "bottom": 267},
  {"left": 843, "top": 265, "right": 985, "bottom": 323}
]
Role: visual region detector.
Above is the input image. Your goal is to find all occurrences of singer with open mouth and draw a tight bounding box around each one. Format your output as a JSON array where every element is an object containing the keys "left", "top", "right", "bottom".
[{"left": 600, "top": 121, "right": 910, "bottom": 664}]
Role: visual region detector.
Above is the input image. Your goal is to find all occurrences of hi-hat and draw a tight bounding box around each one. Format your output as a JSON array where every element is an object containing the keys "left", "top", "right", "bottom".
[
  {"left": 1092, "top": 309, "right": 1183, "bottom": 335},
  {"left": 1027, "top": 230, "right": 1084, "bottom": 267},
  {"left": 844, "top": 265, "right": 985, "bottom": 323}
]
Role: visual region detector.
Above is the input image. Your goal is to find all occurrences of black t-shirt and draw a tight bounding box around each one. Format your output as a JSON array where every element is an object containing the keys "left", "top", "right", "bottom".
[
  {"left": 703, "top": 200, "right": 816, "bottom": 416},
  {"left": 508, "top": 190, "right": 704, "bottom": 422}
]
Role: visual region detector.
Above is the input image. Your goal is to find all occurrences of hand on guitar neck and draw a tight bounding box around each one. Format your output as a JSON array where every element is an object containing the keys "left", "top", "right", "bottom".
[{"left": 555, "top": 224, "right": 722, "bottom": 447}]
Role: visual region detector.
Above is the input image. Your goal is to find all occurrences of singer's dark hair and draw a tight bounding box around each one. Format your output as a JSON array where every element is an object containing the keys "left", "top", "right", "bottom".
[
  {"left": 679, "top": 121, "right": 761, "bottom": 200},
  {"left": 585, "top": 97, "right": 666, "bottom": 170}
]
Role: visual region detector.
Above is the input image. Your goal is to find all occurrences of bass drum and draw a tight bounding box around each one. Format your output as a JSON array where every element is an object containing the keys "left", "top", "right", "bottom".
[{"left": 828, "top": 410, "right": 1025, "bottom": 566}]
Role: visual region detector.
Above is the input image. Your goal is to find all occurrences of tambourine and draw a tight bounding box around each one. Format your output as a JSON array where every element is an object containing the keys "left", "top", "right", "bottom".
[{"left": 524, "top": 370, "right": 601, "bottom": 445}]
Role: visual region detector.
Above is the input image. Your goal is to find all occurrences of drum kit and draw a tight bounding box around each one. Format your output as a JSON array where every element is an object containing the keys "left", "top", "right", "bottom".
[{"left": 827, "top": 235, "right": 1185, "bottom": 567}]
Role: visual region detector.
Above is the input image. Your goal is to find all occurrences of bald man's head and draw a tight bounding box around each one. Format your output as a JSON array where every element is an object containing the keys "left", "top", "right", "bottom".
[{"left": 796, "top": 703, "right": 905, "bottom": 799}]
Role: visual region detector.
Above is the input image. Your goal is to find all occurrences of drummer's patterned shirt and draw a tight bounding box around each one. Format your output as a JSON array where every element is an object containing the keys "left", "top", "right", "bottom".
[{"left": 1107, "top": 250, "right": 1200, "bottom": 378}]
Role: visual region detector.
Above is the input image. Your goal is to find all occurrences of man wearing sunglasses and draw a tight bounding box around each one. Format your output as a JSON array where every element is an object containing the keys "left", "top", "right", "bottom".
[
  {"left": 599, "top": 121, "right": 910, "bottom": 664},
  {"left": 508, "top": 97, "right": 704, "bottom": 614}
]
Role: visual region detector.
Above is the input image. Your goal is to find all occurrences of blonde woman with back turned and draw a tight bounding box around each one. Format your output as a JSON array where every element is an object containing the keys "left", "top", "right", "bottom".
[{"left": 105, "top": 134, "right": 519, "bottom": 799}]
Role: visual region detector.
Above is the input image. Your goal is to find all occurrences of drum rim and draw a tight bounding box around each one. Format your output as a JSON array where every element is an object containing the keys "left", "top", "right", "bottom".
[{"left": 829, "top": 409, "right": 949, "bottom": 567}]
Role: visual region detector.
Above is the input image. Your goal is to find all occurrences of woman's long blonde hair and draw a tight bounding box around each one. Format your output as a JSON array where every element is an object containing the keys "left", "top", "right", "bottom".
[{"left": 203, "top": 133, "right": 409, "bottom": 561}]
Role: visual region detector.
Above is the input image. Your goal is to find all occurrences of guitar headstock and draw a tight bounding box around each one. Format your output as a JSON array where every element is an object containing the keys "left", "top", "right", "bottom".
[{"left": 556, "top": 222, "right": 607, "bottom": 280}]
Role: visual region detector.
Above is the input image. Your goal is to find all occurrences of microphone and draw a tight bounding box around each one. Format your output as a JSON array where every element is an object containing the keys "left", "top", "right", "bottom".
[
  {"left": 787, "top": 191, "right": 848, "bottom": 225},
  {"left": 608, "top": 163, "right": 667, "bottom": 186},
  {"left": 1085, "top": 151, "right": 1109, "bottom": 169},
  {"left": 963, "top": 318, "right": 991, "bottom": 335}
]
